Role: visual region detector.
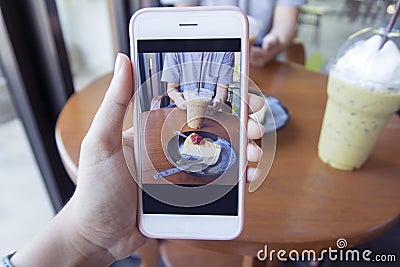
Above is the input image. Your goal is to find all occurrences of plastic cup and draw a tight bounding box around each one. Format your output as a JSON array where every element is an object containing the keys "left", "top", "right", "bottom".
[
  {"left": 184, "top": 88, "right": 213, "bottom": 129},
  {"left": 318, "top": 67, "right": 400, "bottom": 170},
  {"left": 318, "top": 28, "right": 400, "bottom": 170}
]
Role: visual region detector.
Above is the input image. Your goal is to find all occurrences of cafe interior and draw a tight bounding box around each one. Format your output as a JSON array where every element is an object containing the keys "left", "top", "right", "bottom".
[{"left": 0, "top": 0, "right": 399, "bottom": 266}]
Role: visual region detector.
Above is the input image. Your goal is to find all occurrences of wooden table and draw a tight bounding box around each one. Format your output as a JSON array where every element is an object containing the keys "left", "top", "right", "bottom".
[{"left": 56, "top": 61, "right": 400, "bottom": 265}]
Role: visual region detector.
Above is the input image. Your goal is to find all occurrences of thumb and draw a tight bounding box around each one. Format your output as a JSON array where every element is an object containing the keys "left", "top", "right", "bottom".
[{"left": 87, "top": 53, "right": 133, "bottom": 147}]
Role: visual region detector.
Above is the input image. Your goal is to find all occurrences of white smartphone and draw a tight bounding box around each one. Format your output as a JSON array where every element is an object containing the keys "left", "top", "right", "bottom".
[{"left": 129, "top": 6, "right": 248, "bottom": 240}]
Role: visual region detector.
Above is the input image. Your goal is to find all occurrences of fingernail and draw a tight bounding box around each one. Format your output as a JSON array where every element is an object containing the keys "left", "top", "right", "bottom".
[{"left": 114, "top": 53, "right": 123, "bottom": 75}]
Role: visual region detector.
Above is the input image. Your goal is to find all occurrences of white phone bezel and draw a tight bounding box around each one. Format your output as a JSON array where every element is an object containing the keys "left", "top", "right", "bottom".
[{"left": 129, "top": 6, "right": 249, "bottom": 240}]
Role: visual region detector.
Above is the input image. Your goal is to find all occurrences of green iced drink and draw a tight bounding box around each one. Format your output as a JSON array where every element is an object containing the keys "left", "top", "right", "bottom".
[
  {"left": 184, "top": 88, "right": 213, "bottom": 129},
  {"left": 318, "top": 30, "right": 400, "bottom": 170},
  {"left": 318, "top": 68, "right": 400, "bottom": 170}
]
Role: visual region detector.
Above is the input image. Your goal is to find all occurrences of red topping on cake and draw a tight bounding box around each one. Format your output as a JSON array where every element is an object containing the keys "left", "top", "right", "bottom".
[{"left": 190, "top": 133, "right": 203, "bottom": 145}]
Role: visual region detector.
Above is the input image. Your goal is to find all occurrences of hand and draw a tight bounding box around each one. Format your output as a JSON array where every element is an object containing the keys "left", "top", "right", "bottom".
[
  {"left": 10, "top": 53, "right": 263, "bottom": 267},
  {"left": 250, "top": 33, "right": 282, "bottom": 66},
  {"left": 74, "top": 53, "right": 263, "bottom": 259},
  {"left": 169, "top": 90, "right": 187, "bottom": 110},
  {"left": 70, "top": 53, "right": 146, "bottom": 260},
  {"left": 10, "top": 53, "right": 147, "bottom": 267},
  {"left": 207, "top": 98, "right": 223, "bottom": 114}
]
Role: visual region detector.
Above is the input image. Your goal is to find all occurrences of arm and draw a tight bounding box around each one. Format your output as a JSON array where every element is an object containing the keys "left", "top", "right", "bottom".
[
  {"left": 212, "top": 52, "right": 232, "bottom": 109},
  {"left": 250, "top": 5, "right": 300, "bottom": 66},
  {"left": 214, "top": 84, "right": 228, "bottom": 103},
  {"left": 167, "top": 82, "right": 187, "bottom": 109},
  {"left": 162, "top": 53, "right": 187, "bottom": 109},
  {"left": 10, "top": 202, "right": 115, "bottom": 267},
  {"left": 209, "top": 84, "right": 228, "bottom": 113},
  {"left": 11, "top": 54, "right": 146, "bottom": 267}
]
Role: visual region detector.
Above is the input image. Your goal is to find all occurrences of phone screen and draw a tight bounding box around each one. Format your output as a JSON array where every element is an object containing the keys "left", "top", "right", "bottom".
[{"left": 135, "top": 38, "right": 243, "bottom": 216}]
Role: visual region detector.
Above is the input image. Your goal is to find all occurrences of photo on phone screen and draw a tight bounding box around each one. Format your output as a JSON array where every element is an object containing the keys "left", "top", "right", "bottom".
[{"left": 135, "top": 38, "right": 244, "bottom": 216}]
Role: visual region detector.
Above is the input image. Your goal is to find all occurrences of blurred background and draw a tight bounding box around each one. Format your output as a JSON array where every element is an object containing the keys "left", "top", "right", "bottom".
[{"left": 0, "top": 0, "right": 398, "bottom": 265}]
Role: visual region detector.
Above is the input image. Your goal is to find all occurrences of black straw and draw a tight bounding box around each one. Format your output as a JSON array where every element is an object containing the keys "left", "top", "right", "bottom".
[
  {"left": 378, "top": 0, "right": 400, "bottom": 50},
  {"left": 198, "top": 52, "right": 204, "bottom": 94}
]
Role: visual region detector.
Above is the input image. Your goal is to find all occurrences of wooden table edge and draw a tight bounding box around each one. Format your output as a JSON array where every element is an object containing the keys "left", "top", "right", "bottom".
[
  {"left": 168, "top": 211, "right": 400, "bottom": 257},
  {"left": 55, "top": 106, "right": 78, "bottom": 181}
]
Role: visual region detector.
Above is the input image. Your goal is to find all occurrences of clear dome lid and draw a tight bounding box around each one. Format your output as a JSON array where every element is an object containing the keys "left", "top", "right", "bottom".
[
  {"left": 334, "top": 27, "right": 400, "bottom": 61},
  {"left": 329, "top": 27, "right": 400, "bottom": 88}
]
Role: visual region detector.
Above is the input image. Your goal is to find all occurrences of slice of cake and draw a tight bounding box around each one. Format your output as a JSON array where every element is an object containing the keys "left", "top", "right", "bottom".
[{"left": 181, "top": 133, "right": 221, "bottom": 165}]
